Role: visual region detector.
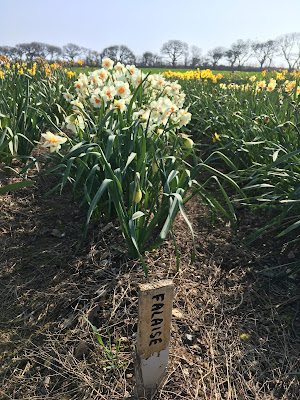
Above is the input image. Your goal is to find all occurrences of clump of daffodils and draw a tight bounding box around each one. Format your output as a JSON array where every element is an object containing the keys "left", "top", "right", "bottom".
[
  {"left": 162, "top": 68, "right": 223, "bottom": 82},
  {"left": 62, "top": 57, "right": 192, "bottom": 137}
]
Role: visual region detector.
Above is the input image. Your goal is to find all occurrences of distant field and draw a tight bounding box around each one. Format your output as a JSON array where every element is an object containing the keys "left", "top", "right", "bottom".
[
  {"left": 72, "top": 67, "right": 192, "bottom": 74},
  {"left": 140, "top": 68, "right": 243, "bottom": 76},
  {"left": 141, "top": 69, "right": 274, "bottom": 79},
  {"left": 141, "top": 67, "right": 191, "bottom": 74},
  {"left": 72, "top": 66, "right": 261, "bottom": 79}
]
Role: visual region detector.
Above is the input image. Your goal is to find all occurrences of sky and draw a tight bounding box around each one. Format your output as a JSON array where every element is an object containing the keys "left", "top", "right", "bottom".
[{"left": 1, "top": 0, "right": 300, "bottom": 65}]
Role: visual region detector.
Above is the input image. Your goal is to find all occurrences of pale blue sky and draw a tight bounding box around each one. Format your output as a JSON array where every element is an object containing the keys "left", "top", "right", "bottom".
[{"left": 1, "top": 0, "right": 300, "bottom": 63}]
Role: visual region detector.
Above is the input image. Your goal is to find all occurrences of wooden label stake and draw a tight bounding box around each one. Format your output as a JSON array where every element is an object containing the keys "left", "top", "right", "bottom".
[{"left": 135, "top": 280, "right": 174, "bottom": 397}]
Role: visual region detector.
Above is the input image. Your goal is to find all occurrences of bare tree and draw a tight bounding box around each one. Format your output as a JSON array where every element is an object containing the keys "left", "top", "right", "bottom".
[
  {"left": 252, "top": 40, "right": 278, "bottom": 68},
  {"left": 225, "top": 39, "right": 252, "bottom": 67},
  {"left": 207, "top": 46, "right": 226, "bottom": 68},
  {"left": 2, "top": 43, "right": 61, "bottom": 61},
  {"left": 62, "top": 43, "right": 82, "bottom": 61},
  {"left": 141, "top": 52, "right": 161, "bottom": 67},
  {"left": 190, "top": 45, "right": 202, "bottom": 67},
  {"left": 101, "top": 45, "right": 119, "bottom": 62},
  {"left": 0, "top": 45, "right": 16, "bottom": 59},
  {"left": 153, "top": 53, "right": 162, "bottom": 66},
  {"left": 277, "top": 32, "right": 300, "bottom": 70},
  {"left": 14, "top": 44, "right": 26, "bottom": 59},
  {"left": 183, "top": 49, "right": 190, "bottom": 67},
  {"left": 45, "top": 44, "right": 62, "bottom": 61},
  {"left": 225, "top": 48, "right": 238, "bottom": 68},
  {"left": 32, "top": 42, "right": 47, "bottom": 59},
  {"left": 160, "top": 40, "right": 189, "bottom": 66},
  {"left": 119, "top": 45, "right": 136, "bottom": 64},
  {"left": 101, "top": 45, "right": 135, "bottom": 64},
  {"left": 15, "top": 42, "right": 47, "bottom": 61},
  {"left": 83, "top": 49, "right": 101, "bottom": 66},
  {"left": 141, "top": 51, "right": 155, "bottom": 66}
]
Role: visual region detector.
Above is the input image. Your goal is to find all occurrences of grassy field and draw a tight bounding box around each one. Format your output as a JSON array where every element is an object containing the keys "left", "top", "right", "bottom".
[
  {"left": 72, "top": 66, "right": 195, "bottom": 74},
  {"left": 141, "top": 67, "right": 193, "bottom": 74},
  {"left": 72, "top": 66, "right": 270, "bottom": 80},
  {"left": 141, "top": 68, "right": 260, "bottom": 77}
]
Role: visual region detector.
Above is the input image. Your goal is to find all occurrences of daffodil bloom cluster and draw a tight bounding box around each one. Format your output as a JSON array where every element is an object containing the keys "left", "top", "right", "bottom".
[
  {"left": 0, "top": 58, "right": 74, "bottom": 80},
  {"left": 220, "top": 82, "right": 251, "bottom": 91},
  {"left": 27, "top": 62, "right": 37, "bottom": 76},
  {"left": 289, "top": 70, "right": 300, "bottom": 78},
  {"left": 266, "top": 78, "right": 277, "bottom": 92},
  {"left": 63, "top": 57, "right": 192, "bottom": 135},
  {"left": 219, "top": 76, "right": 300, "bottom": 97},
  {"left": 256, "top": 80, "right": 267, "bottom": 91},
  {"left": 283, "top": 80, "right": 300, "bottom": 96},
  {"left": 2, "top": 57, "right": 75, "bottom": 79},
  {"left": 255, "top": 79, "right": 278, "bottom": 93},
  {"left": 276, "top": 72, "right": 285, "bottom": 80},
  {"left": 162, "top": 69, "right": 223, "bottom": 82},
  {"left": 228, "top": 83, "right": 242, "bottom": 90},
  {"left": 12, "top": 63, "right": 27, "bottom": 75}
]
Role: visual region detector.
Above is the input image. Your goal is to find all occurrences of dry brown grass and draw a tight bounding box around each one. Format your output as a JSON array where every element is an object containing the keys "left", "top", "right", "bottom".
[{"left": 0, "top": 170, "right": 299, "bottom": 399}]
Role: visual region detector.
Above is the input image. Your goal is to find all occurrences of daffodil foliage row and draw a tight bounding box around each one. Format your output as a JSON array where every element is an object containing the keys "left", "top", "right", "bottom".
[
  {"left": 177, "top": 69, "right": 300, "bottom": 258},
  {"left": 0, "top": 58, "right": 75, "bottom": 160}
]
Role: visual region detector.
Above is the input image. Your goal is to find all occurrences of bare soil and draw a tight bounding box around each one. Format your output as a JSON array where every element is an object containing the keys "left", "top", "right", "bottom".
[{"left": 0, "top": 166, "right": 299, "bottom": 400}]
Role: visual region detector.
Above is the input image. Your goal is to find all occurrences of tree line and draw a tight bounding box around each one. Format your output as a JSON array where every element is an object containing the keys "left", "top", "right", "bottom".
[{"left": 1, "top": 33, "right": 300, "bottom": 70}]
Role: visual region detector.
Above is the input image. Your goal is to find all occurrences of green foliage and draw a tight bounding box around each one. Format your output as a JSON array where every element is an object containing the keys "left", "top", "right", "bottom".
[
  {"left": 1, "top": 60, "right": 241, "bottom": 278},
  {"left": 180, "top": 75, "right": 300, "bottom": 252},
  {"left": 83, "top": 317, "right": 126, "bottom": 370},
  {"left": 0, "top": 62, "right": 74, "bottom": 163},
  {"left": 0, "top": 180, "right": 35, "bottom": 194},
  {"left": 28, "top": 114, "right": 196, "bottom": 277}
]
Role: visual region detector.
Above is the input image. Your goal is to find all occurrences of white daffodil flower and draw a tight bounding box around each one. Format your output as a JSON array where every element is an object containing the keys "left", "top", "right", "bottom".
[
  {"left": 113, "top": 99, "right": 127, "bottom": 112},
  {"left": 65, "top": 115, "right": 85, "bottom": 133},
  {"left": 114, "top": 81, "right": 130, "bottom": 98},
  {"left": 101, "top": 86, "right": 117, "bottom": 103},
  {"left": 177, "top": 109, "right": 192, "bottom": 127},
  {"left": 90, "top": 93, "right": 102, "bottom": 108},
  {"left": 41, "top": 132, "right": 67, "bottom": 152},
  {"left": 102, "top": 58, "right": 114, "bottom": 69},
  {"left": 63, "top": 91, "right": 74, "bottom": 102}
]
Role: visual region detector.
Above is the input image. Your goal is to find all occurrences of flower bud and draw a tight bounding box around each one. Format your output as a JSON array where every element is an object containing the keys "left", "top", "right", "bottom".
[
  {"left": 152, "top": 160, "right": 158, "bottom": 173},
  {"left": 135, "top": 172, "right": 140, "bottom": 185},
  {"left": 133, "top": 189, "right": 142, "bottom": 204},
  {"left": 133, "top": 172, "right": 142, "bottom": 203},
  {"left": 184, "top": 137, "right": 194, "bottom": 149}
]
